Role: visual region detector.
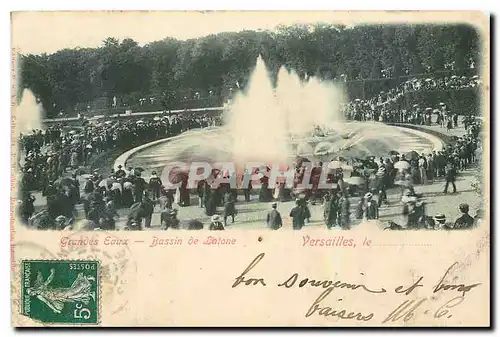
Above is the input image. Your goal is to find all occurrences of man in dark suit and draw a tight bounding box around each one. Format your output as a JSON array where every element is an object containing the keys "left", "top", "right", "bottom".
[
  {"left": 443, "top": 163, "right": 457, "bottom": 194},
  {"left": 266, "top": 202, "right": 282, "bottom": 230},
  {"left": 115, "top": 165, "right": 126, "bottom": 179},
  {"left": 289, "top": 198, "right": 311, "bottom": 230},
  {"left": 133, "top": 172, "right": 146, "bottom": 203},
  {"left": 454, "top": 203, "right": 475, "bottom": 229},
  {"left": 141, "top": 193, "right": 154, "bottom": 228}
]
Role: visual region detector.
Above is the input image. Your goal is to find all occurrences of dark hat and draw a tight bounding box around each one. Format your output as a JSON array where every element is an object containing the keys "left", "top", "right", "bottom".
[
  {"left": 118, "top": 165, "right": 122, "bottom": 168},
  {"left": 459, "top": 203, "right": 470, "bottom": 213}
]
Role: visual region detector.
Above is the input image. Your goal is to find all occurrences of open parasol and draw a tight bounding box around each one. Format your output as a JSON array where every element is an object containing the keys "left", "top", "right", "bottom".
[
  {"left": 345, "top": 176, "right": 365, "bottom": 186},
  {"left": 394, "top": 160, "right": 410, "bottom": 171},
  {"left": 98, "top": 177, "right": 116, "bottom": 188},
  {"left": 313, "top": 141, "right": 335, "bottom": 157},
  {"left": 296, "top": 142, "right": 314, "bottom": 157},
  {"left": 328, "top": 160, "right": 342, "bottom": 169}
]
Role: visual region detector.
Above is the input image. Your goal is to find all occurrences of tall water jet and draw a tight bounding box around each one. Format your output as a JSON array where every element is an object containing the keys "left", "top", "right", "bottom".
[
  {"left": 275, "top": 67, "right": 306, "bottom": 137},
  {"left": 224, "top": 55, "right": 290, "bottom": 164},
  {"left": 132, "top": 56, "right": 440, "bottom": 180},
  {"left": 15, "top": 89, "right": 44, "bottom": 135},
  {"left": 224, "top": 55, "right": 349, "bottom": 164}
]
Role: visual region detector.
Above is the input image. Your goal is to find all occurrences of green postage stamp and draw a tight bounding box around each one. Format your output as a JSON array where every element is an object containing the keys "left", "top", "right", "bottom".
[{"left": 21, "top": 260, "right": 100, "bottom": 324}]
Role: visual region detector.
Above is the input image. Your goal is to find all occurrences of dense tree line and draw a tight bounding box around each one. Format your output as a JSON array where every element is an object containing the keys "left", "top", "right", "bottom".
[{"left": 18, "top": 23, "right": 481, "bottom": 117}]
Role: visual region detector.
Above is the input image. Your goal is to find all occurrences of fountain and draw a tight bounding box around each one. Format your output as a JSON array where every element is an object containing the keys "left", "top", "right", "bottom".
[
  {"left": 127, "top": 56, "right": 439, "bottom": 179},
  {"left": 15, "top": 89, "right": 44, "bottom": 135}
]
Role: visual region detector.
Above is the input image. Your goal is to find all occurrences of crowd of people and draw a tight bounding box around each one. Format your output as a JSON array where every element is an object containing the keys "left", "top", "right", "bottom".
[
  {"left": 343, "top": 73, "right": 481, "bottom": 126},
  {"left": 16, "top": 72, "right": 484, "bottom": 231},
  {"left": 16, "top": 113, "right": 222, "bottom": 230}
]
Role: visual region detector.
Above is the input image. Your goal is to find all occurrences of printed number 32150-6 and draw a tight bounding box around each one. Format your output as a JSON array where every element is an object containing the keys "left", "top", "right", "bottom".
[{"left": 74, "top": 303, "right": 91, "bottom": 319}]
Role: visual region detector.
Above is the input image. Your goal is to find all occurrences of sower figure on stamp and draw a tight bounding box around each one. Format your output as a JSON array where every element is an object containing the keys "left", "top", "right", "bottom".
[{"left": 27, "top": 269, "right": 96, "bottom": 314}]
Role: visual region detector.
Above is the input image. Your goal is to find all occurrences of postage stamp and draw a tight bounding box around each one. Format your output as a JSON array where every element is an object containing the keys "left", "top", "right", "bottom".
[
  {"left": 21, "top": 260, "right": 100, "bottom": 324},
  {"left": 10, "top": 11, "right": 490, "bottom": 327}
]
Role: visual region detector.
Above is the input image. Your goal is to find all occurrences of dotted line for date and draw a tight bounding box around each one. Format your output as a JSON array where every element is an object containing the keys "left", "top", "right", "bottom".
[{"left": 370, "top": 243, "right": 435, "bottom": 247}]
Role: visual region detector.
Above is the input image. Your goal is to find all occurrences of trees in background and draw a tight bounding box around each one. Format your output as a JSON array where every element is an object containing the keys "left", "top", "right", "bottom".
[{"left": 18, "top": 23, "right": 481, "bottom": 117}]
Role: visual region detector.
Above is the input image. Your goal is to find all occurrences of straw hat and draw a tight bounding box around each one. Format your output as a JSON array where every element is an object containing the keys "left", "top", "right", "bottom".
[{"left": 434, "top": 214, "right": 446, "bottom": 222}]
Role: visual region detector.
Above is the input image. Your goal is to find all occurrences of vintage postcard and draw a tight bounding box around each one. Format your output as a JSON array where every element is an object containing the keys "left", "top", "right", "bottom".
[{"left": 10, "top": 11, "right": 490, "bottom": 327}]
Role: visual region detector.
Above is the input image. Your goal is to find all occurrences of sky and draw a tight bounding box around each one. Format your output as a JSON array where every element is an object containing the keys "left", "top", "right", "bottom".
[
  {"left": 10, "top": 11, "right": 487, "bottom": 55},
  {"left": 11, "top": 11, "right": 345, "bottom": 54}
]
